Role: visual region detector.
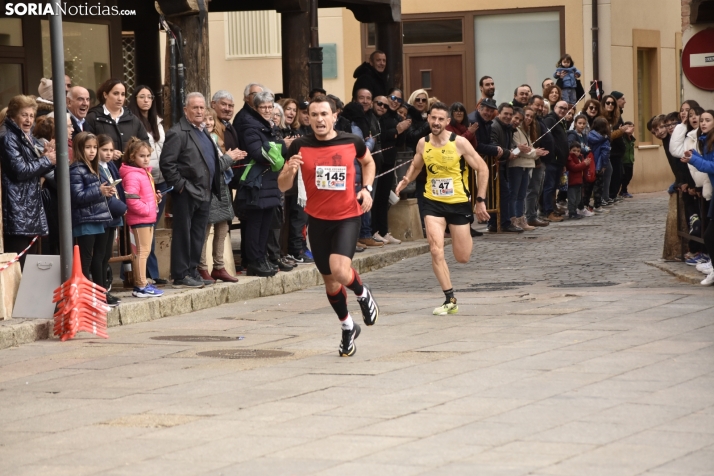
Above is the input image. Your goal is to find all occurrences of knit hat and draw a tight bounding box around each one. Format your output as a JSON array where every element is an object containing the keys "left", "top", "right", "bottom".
[
  {"left": 38, "top": 78, "right": 53, "bottom": 101},
  {"left": 610, "top": 91, "right": 624, "bottom": 100}
]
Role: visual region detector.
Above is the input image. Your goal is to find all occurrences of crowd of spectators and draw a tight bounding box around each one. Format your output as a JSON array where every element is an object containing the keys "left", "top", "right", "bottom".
[{"left": 1, "top": 51, "right": 712, "bottom": 304}]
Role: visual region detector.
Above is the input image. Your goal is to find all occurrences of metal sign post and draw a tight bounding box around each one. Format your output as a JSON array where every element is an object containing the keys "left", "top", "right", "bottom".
[{"left": 49, "top": 10, "right": 73, "bottom": 282}]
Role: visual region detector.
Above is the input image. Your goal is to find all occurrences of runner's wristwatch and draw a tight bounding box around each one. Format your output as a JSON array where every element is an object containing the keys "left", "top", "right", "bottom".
[
  {"left": 362, "top": 185, "right": 373, "bottom": 193},
  {"left": 475, "top": 196, "right": 485, "bottom": 203}
]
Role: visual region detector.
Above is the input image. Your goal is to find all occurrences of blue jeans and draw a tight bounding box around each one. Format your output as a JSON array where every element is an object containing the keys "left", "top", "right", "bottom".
[
  {"left": 508, "top": 167, "right": 531, "bottom": 218},
  {"left": 489, "top": 162, "right": 511, "bottom": 227},
  {"left": 147, "top": 181, "right": 170, "bottom": 279},
  {"left": 542, "top": 163, "right": 561, "bottom": 215}
]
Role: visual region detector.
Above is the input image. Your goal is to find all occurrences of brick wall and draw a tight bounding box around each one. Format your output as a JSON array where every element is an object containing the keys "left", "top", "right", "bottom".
[{"left": 682, "top": 0, "right": 691, "bottom": 30}]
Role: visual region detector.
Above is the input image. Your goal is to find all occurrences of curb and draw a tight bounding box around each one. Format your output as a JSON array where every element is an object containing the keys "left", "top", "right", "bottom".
[
  {"left": 644, "top": 260, "right": 702, "bottom": 285},
  {"left": 0, "top": 239, "right": 440, "bottom": 350}
]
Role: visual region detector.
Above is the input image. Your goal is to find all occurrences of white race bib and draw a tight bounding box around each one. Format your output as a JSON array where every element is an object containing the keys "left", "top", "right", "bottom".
[
  {"left": 315, "top": 166, "right": 347, "bottom": 191},
  {"left": 431, "top": 178, "right": 454, "bottom": 197}
]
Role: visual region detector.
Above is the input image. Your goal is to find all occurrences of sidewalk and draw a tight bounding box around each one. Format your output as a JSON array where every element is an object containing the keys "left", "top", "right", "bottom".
[
  {"left": 0, "top": 239, "right": 440, "bottom": 351},
  {"left": 645, "top": 259, "right": 707, "bottom": 285}
]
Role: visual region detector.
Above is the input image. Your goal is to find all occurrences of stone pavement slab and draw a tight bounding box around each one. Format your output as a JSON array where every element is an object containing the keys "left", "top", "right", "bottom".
[{"left": 1, "top": 192, "right": 713, "bottom": 475}]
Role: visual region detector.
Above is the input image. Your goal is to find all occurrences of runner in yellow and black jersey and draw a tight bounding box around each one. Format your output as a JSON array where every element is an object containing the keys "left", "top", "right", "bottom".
[{"left": 396, "top": 102, "right": 490, "bottom": 316}]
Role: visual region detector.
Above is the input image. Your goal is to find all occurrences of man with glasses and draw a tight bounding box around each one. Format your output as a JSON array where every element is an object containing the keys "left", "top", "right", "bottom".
[
  {"left": 66, "top": 86, "right": 90, "bottom": 138},
  {"left": 541, "top": 100, "right": 570, "bottom": 222},
  {"left": 371, "top": 95, "right": 402, "bottom": 244}
]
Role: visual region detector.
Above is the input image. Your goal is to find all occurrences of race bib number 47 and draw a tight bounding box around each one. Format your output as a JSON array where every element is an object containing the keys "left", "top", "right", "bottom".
[
  {"left": 316, "top": 166, "right": 347, "bottom": 191},
  {"left": 431, "top": 178, "right": 454, "bottom": 197}
]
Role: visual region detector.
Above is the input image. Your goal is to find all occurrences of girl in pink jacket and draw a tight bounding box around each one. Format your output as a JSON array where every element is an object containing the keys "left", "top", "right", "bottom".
[{"left": 119, "top": 138, "right": 164, "bottom": 298}]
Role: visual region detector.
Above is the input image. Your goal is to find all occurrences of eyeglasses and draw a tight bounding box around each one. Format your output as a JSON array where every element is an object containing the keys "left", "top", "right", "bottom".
[
  {"left": 587, "top": 105, "right": 598, "bottom": 110},
  {"left": 389, "top": 95, "right": 403, "bottom": 103},
  {"left": 605, "top": 101, "right": 615, "bottom": 106},
  {"left": 414, "top": 98, "right": 427, "bottom": 103},
  {"left": 136, "top": 95, "right": 154, "bottom": 101},
  {"left": 374, "top": 101, "right": 388, "bottom": 108},
  {"left": 665, "top": 123, "right": 676, "bottom": 128},
  {"left": 258, "top": 105, "right": 274, "bottom": 111}
]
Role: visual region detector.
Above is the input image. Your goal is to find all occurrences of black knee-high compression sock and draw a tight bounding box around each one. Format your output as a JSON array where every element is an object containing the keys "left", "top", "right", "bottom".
[
  {"left": 327, "top": 286, "right": 349, "bottom": 320},
  {"left": 345, "top": 269, "right": 365, "bottom": 296}
]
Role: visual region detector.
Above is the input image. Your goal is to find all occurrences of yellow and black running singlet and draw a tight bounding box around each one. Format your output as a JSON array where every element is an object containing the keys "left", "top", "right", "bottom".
[{"left": 422, "top": 133, "right": 470, "bottom": 204}]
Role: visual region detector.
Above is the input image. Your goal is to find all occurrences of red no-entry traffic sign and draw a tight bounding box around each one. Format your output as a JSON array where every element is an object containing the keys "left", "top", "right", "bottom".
[{"left": 682, "top": 29, "right": 714, "bottom": 91}]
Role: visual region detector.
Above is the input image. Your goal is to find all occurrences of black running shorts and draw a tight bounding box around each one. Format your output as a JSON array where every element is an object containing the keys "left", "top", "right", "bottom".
[
  {"left": 422, "top": 197, "right": 474, "bottom": 225},
  {"left": 307, "top": 215, "right": 361, "bottom": 275}
]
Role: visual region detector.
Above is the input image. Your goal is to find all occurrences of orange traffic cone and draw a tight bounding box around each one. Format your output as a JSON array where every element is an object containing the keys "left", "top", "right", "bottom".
[{"left": 53, "top": 245, "right": 109, "bottom": 341}]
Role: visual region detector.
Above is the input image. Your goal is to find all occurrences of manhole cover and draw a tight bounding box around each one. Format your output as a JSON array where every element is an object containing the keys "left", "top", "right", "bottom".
[
  {"left": 551, "top": 282, "right": 618, "bottom": 288},
  {"left": 197, "top": 349, "right": 293, "bottom": 359},
  {"left": 151, "top": 335, "right": 242, "bottom": 342},
  {"left": 455, "top": 281, "right": 532, "bottom": 292}
]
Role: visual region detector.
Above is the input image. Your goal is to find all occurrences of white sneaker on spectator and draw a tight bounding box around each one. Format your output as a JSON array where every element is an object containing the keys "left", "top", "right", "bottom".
[
  {"left": 701, "top": 271, "right": 714, "bottom": 286},
  {"left": 382, "top": 233, "right": 402, "bottom": 244},
  {"left": 696, "top": 261, "right": 713, "bottom": 274},
  {"left": 372, "top": 232, "right": 387, "bottom": 244},
  {"left": 578, "top": 208, "right": 594, "bottom": 217}
]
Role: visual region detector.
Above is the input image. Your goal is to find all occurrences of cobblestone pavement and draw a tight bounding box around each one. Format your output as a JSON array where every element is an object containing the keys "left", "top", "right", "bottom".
[{"left": 1, "top": 192, "right": 713, "bottom": 476}]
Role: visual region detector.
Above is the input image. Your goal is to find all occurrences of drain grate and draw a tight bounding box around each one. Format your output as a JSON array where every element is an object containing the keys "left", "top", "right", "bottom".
[
  {"left": 455, "top": 281, "right": 532, "bottom": 293},
  {"left": 551, "top": 282, "right": 618, "bottom": 288},
  {"left": 151, "top": 335, "right": 242, "bottom": 342},
  {"left": 197, "top": 349, "right": 293, "bottom": 359}
]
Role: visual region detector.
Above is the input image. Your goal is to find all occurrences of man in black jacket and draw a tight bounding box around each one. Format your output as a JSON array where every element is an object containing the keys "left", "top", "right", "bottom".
[
  {"left": 525, "top": 95, "right": 551, "bottom": 227},
  {"left": 160, "top": 92, "right": 242, "bottom": 288},
  {"left": 490, "top": 103, "right": 521, "bottom": 232},
  {"left": 472, "top": 99, "right": 502, "bottom": 160},
  {"left": 511, "top": 85, "right": 532, "bottom": 109},
  {"left": 351, "top": 50, "right": 389, "bottom": 100},
  {"left": 66, "top": 86, "right": 90, "bottom": 137},
  {"left": 541, "top": 100, "right": 570, "bottom": 222}
]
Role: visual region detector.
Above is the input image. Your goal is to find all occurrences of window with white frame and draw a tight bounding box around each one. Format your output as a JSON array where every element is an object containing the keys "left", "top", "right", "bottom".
[
  {"left": 225, "top": 11, "right": 282, "bottom": 59},
  {"left": 474, "top": 12, "right": 561, "bottom": 103}
]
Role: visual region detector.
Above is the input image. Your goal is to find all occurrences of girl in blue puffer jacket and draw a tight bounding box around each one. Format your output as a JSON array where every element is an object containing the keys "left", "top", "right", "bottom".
[
  {"left": 587, "top": 117, "right": 611, "bottom": 212},
  {"left": 70, "top": 132, "right": 114, "bottom": 288}
]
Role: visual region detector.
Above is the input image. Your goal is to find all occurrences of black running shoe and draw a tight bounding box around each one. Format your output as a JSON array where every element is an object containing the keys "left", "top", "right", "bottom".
[
  {"left": 357, "top": 285, "right": 379, "bottom": 326},
  {"left": 339, "top": 323, "right": 361, "bottom": 357}
]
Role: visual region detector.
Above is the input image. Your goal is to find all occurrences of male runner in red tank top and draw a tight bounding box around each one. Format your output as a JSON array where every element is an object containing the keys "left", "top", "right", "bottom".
[{"left": 278, "top": 96, "right": 379, "bottom": 357}]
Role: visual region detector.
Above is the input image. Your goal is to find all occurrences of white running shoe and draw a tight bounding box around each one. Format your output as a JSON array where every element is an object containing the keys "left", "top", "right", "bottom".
[
  {"left": 578, "top": 208, "right": 595, "bottom": 217},
  {"left": 696, "top": 261, "right": 713, "bottom": 274},
  {"left": 372, "top": 232, "right": 387, "bottom": 244},
  {"left": 701, "top": 271, "right": 714, "bottom": 286},
  {"left": 382, "top": 232, "right": 402, "bottom": 244}
]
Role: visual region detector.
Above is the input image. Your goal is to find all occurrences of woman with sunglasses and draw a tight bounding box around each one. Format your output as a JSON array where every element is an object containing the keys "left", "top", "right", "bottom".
[
  {"left": 371, "top": 94, "right": 409, "bottom": 245},
  {"left": 600, "top": 94, "right": 631, "bottom": 205},
  {"left": 580, "top": 99, "right": 601, "bottom": 132},
  {"left": 405, "top": 89, "right": 432, "bottom": 224}
]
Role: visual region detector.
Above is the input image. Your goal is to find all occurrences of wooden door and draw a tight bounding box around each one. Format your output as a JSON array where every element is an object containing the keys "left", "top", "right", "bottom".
[{"left": 407, "top": 55, "right": 464, "bottom": 106}]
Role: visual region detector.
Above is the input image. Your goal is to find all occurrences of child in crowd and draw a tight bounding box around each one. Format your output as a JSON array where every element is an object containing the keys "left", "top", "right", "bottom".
[
  {"left": 568, "top": 114, "right": 590, "bottom": 154},
  {"left": 566, "top": 141, "right": 591, "bottom": 219},
  {"left": 554, "top": 54, "right": 581, "bottom": 105},
  {"left": 588, "top": 117, "right": 612, "bottom": 213},
  {"left": 620, "top": 121, "right": 636, "bottom": 198},
  {"left": 96, "top": 134, "right": 127, "bottom": 306},
  {"left": 69, "top": 132, "right": 114, "bottom": 292},
  {"left": 119, "top": 137, "right": 163, "bottom": 298}
]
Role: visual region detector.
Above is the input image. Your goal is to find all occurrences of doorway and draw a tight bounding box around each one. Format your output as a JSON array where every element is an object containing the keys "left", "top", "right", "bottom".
[{"left": 407, "top": 54, "right": 464, "bottom": 106}]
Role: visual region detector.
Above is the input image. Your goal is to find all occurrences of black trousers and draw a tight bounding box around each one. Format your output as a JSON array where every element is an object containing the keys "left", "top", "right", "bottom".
[
  {"left": 267, "top": 206, "right": 283, "bottom": 262},
  {"left": 242, "top": 207, "right": 273, "bottom": 264},
  {"left": 284, "top": 194, "right": 307, "bottom": 256},
  {"left": 3, "top": 234, "right": 39, "bottom": 270},
  {"left": 609, "top": 155, "right": 623, "bottom": 199},
  {"left": 75, "top": 232, "right": 109, "bottom": 287},
  {"left": 170, "top": 191, "right": 210, "bottom": 280},
  {"left": 101, "top": 227, "right": 116, "bottom": 289},
  {"left": 372, "top": 165, "right": 395, "bottom": 236},
  {"left": 704, "top": 210, "right": 714, "bottom": 258},
  {"left": 621, "top": 164, "right": 634, "bottom": 194}
]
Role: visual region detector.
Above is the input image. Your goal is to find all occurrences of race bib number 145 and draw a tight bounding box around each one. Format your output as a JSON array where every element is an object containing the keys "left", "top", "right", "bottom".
[{"left": 315, "top": 166, "right": 347, "bottom": 191}]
